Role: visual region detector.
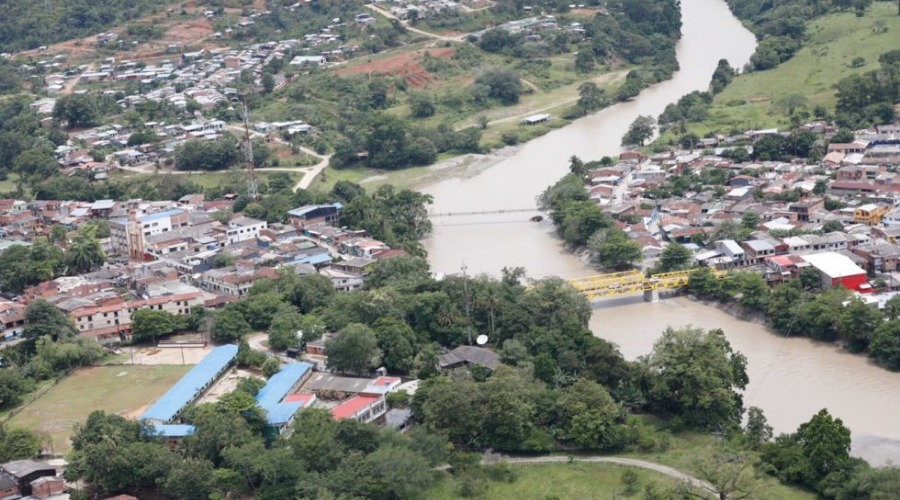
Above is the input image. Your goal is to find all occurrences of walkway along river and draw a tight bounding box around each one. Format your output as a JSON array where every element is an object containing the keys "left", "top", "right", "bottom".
[{"left": 421, "top": 0, "right": 900, "bottom": 465}]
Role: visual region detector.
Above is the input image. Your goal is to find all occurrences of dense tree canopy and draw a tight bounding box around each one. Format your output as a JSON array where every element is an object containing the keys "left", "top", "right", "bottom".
[{"left": 645, "top": 326, "right": 749, "bottom": 429}]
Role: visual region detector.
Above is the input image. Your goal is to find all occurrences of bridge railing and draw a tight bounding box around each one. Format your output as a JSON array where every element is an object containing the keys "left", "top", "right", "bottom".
[{"left": 569, "top": 268, "right": 728, "bottom": 298}]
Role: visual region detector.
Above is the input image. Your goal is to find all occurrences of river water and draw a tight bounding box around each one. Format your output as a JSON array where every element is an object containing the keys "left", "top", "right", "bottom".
[{"left": 421, "top": 0, "right": 900, "bottom": 465}]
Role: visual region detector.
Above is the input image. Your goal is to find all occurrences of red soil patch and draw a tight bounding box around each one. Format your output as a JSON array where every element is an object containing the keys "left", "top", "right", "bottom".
[
  {"left": 335, "top": 47, "right": 455, "bottom": 89},
  {"left": 17, "top": 2, "right": 217, "bottom": 64}
]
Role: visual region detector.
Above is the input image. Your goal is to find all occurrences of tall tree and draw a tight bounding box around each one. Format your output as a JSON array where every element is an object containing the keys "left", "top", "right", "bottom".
[
  {"left": 656, "top": 243, "right": 693, "bottom": 273},
  {"left": 682, "top": 447, "right": 760, "bottom": 500},
  {"left": 646, "top": 326, "right": 749, "bottom": 428},
  {"left": 66, "top": 225, "right": 105, "bottom": 274},
  {"left": 130, "top": 309, "right": 178, "bottom": 344},
  {"left": 22, "top": 299, "right": 78, "bottom": 341},
  {"left": 325, "top": 323, "right": 381, "bottom": 375},
  {"left": 621, "top": 115, "right": 656, "bottom": 146}
]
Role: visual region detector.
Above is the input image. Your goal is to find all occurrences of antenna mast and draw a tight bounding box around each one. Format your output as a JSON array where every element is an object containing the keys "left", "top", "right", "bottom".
[{"left": 241, "top": 94, "right": 259, "bottom": 201}]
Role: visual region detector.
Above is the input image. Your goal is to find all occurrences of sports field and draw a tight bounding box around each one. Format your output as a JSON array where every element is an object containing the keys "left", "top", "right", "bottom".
[{"left": 8, "top": 365, "right": 190, "bottom": 454}]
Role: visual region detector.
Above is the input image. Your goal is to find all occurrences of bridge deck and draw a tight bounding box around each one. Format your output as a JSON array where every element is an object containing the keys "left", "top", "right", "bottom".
[{"left": 570, "top": 268, "right": 726, "bottom": 299}]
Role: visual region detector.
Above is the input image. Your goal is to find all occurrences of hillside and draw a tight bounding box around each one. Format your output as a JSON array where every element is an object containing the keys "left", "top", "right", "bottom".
[
  {"left": 0, "top": 0, "right": 180, "bottom": 52},
  {"left": 679, "top": 2, "right": 899, "bottom": 137}
]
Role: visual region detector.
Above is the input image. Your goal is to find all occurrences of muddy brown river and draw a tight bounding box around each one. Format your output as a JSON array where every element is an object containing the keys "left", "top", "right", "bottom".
[{"left": 421, "top": 0, "right": 900, "bottom": 465}]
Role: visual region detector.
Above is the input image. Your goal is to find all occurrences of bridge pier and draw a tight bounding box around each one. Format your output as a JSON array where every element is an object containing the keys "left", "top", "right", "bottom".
[{"left": 643, "top": 289, "right": 659, "bottom": 303}]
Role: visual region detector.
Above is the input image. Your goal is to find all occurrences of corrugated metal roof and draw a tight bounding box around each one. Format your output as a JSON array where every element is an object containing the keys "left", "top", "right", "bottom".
[
  {"left": 255, "top": 362, "right": 312, "bottom": 425},
  {"left": 151, "top": 424, "right": 195, "bottom": 437},
  {"left": 287, "top": 203, "right": 343, "bottom": 218},
  {"left": 264, "top": 402, "right": 305, "bottom": 425},
  {"left": 138, "top": 208, "right": 184, "bottom": 223},
  {"left": 140, "top": 344, "right": 238, "bottom": 423}
]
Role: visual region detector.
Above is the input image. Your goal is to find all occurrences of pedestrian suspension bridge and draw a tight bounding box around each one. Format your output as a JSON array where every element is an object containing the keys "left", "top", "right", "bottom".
[{"left": 568, "top": 268, "right": 728, "bottom": 301}]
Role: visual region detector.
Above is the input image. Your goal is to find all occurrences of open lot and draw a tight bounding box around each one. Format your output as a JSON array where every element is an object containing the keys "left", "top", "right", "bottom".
[
  {"left": 8, "top": 365, "right": 190, "bottom": 454},
  {"left": 115, "top": 343, "right": 214, "bottom": 365}
]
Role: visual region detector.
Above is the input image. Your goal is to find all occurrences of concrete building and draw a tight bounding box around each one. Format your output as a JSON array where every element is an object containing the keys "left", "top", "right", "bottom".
[
  {"left": 803, "top": 252, "right": 870, "bottom": 293},
  {"left": 226, "top": 216, "right": 267, "bottom": 245},
  {"left": 111, "top": 209, "right": 190, "bottom": 260},
  {"left": 69, "top": 291, "right": 204, "bottom": 344}
]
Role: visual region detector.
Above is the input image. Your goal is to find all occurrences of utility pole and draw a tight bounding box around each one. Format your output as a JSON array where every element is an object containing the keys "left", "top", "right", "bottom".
[
  {"left": 462, "top": 263, "right": 472, "bottom": 345},
  {"left": 241, "top": 93, "right": 259, "bottom": 201}
]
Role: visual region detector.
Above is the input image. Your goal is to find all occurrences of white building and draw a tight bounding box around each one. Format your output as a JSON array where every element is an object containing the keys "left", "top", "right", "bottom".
[{"left": 226, "top": 216, "right": 267, "bottom": 245}]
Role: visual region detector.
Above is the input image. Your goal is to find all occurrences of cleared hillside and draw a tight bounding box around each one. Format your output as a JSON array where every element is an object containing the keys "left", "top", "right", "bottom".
[{"left": 696, "top": 2, "right": 900, "bottom": 134}]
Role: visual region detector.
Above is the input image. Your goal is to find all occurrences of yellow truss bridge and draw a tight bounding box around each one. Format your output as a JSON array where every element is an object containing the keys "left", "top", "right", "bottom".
[{"left": 568, "top": 268, "right": 727, "bottom": 299}]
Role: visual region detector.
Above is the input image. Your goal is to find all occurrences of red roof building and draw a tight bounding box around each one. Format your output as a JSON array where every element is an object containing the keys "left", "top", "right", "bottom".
[{"left": 331, "top": 394, "right": 386, "bottom": 423}]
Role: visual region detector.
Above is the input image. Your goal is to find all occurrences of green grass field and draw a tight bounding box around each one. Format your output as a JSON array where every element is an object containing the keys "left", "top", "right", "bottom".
[
  {"left": 8, "top": 365, "right": 190, "bottom": 454},
  {"left": 423, "top": 463, "right": 679, "bottom": 500},
  {"left": 678, "top": 3, "right": 900, "bottom": 137},
  {"left": 620, "top": 431, "right": 815, "bottom": 500}
]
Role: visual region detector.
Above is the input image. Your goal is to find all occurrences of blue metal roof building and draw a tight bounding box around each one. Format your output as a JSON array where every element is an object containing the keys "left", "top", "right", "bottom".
[
  {"left": 138, "top": 208, "right": 184, "bottom": 224},
  {"left": 255, "top": 362, "right": 313, "bottom": 434},
  {"left": 151, "top": 424, "right": 196, "bottom": 437},
  {"left": 140, "top": 344, "right": 238, "bottom": 425}
]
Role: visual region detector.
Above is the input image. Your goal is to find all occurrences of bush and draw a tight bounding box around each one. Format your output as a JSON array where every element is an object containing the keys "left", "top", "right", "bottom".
[
  {"left": 386, "top": 390, "right": 410, "bottom": 408},
  {"left": 484, "top": 463, "right": 517, "bottom": 483},
  {"left": 261, "top": 357, "right": 281, "bottom": 378},
  {"left": 520, "top": 428, "right": 555, "bottom": 452},
  {"left": 501, "top": 131, "right": 519, "bottom": 145}
]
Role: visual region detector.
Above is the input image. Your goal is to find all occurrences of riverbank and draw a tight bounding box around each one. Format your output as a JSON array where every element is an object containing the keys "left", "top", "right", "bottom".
[
  {"left": 590, "top": 295, "right": 900, "bottom": 466},
  {"left": 653, "top": 2, "right": 900, "bottom": 145}
]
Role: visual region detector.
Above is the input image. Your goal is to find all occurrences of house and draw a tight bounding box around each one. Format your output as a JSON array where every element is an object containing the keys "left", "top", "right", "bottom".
[
  {"left": 288, "top": 203, "right": 342, "bottom": 229},
  {"left": 742, "top": 239, "right": 775, "bottom": 265},
  {"left": 438, "top": 345, "right": 500, "bottom": 371},
  {"left": 331, "top": 394, "right": 387, "bottom": 423},
  {"left": 765, "top": 254, "right": 809, "bottom": 282},
  {"left": 255, "top": 362, "right": 314, "bottom": 438},
  {"left": 0, "top": 473, "right": 18, "bottom": 499},
  {"left": 226, "top": 216, "right": 267, "bottom": 244},
  {"left": 803, "top": 252, "right": 870, "bottom": 293},
  {"left": 788, "top": 198, "right": 824, "bottom": 222},
  {"left": 30, "top": 475, "right": 66, "bottom": 498},
  {"left": 853, "top": 203, "right": 890, "bottom": 225},
  {"left": 0, "top": 460, "right": 57, "bottom": 497},
  {"left": 289, "top": 55, "right": 326, "bottom": 66},
  {"left": 714, "top": 240, "right": 746, "bottom": 267},
  {"left": 318, "top": 267, "right": 364, "bottom": 292},
  {"left": 110, "top": 209, "right": 191, "bottom": 260},
  {"left": 69, "top": 291, "right": 204, "bottom": 344}
]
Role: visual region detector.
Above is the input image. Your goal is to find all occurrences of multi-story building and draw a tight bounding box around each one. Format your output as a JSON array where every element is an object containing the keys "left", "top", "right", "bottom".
[
  {"left": 69, "top": 292, "right": 204, "bottom": 344},
  {"left": 197, "top": 266, "right": 277, "bottom": 297},
  {"left": 111, "top": 209, "right": 190, "bottom": 260},
  {"left": 226, "top": 216, "right": 267, "bottom": 245}
]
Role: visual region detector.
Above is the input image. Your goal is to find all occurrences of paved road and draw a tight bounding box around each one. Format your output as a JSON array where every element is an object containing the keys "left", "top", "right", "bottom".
[
  {"left": 496, "top": 456, "right": 715, "bottom": 494},
  {"left": 224, "top": 124, "right": 330, "bottom": 191},
  {"left": 119, "top": 126, "right": 331, "bottom": 192}
]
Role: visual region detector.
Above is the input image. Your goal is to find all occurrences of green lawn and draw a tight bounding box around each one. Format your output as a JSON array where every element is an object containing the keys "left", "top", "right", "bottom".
[
  {"left": 423, "top": 463, "right": 679, "bottom": 500},
  {"left": 0, "top": 173, "right": 22, "bottom": 194},
  {"left": 620, "top": 431, "right": 816, "bottom": 500},
  {"left": 8, "top": 365, "right": 190, "bottom": 454},
  {"left": 676, "top": 2, "right": 900, "bottom": 137}
]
